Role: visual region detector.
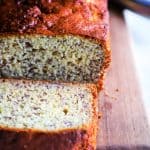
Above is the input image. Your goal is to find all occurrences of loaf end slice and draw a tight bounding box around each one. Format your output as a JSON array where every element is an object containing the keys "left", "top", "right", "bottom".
[{"left": 0, "top": 79, "right": 98, "bottom": 150}]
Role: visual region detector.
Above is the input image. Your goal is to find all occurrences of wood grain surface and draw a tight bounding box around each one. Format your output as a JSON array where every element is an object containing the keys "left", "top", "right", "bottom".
[{"left": 97, "top": 10, "right": 150, "bottom": 150}]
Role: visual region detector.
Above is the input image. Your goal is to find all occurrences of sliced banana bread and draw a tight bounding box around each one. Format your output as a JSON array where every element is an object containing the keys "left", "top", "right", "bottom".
[
  {"left": 0, "top": 79, "right": 98, "bottom": 150},
  {"left": 0, "top": 34, "right": 104, "bottom": 83},
  {"left": 0, "top": 0, "right": 110, "bottom": 87}
]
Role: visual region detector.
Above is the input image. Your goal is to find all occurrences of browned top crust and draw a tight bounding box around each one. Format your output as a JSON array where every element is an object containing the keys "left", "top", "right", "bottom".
[{"left": 0, "top": 0, "right": 108, "bottom": 41}]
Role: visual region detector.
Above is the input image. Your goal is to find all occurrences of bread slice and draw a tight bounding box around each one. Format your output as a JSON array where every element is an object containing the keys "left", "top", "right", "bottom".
[
  {"left": 0, "top": 0, "right": 110, "bottom": 88},
  {"left": 0, "top": 79, "right": 98, "bottom": 150},
  {"left": 0, "top": 34, "right": 104, "bottom": 83}
]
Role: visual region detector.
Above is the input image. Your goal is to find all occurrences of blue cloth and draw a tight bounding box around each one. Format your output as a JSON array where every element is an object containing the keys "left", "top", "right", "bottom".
[{"left": 135, "top": 0, "right": 150, "bottom": 6}]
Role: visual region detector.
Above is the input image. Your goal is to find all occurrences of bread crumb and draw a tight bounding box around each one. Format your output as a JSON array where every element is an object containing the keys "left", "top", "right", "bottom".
[
  {"left": 98, "top": 112, "right": 102, "bottom": 119},
  {"left": 115, "top": 88, "right": 119, "bottom": 92},
  {"left": 63, "top": 108, "right": 68, "bottom": 115}
]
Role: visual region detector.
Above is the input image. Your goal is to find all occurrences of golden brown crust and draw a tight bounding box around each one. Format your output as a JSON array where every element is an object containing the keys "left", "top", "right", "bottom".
[
  {"left": 0, "top": 0, "right": 108, "bottom": 41},
  {"left": 0, "top": 129, "right": 94, "bottom": 150},
  {"left": 0, "top": 79, "right": 98, "bottom": 150},
  {"left": 97, "top": 39, "right": 111, "bottom": 90}
]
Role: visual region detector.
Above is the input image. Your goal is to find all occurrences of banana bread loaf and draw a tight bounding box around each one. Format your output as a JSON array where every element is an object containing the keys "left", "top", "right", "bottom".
[
  {"left": 0, "top": 79, "right": 98, "bottom": 150},
  {"left": 0, "top": 0, "right": 110, "bottom": 88}
]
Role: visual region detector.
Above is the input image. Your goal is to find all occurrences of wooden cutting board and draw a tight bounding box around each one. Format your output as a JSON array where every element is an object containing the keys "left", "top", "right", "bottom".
[{"left": 96, "top": 10, "right": 150, "bottom": 150}]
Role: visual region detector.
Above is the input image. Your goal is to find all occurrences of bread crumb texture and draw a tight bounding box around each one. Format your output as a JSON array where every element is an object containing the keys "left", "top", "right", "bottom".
[
  {"left": 0, "top": 80, "right": 93, "bottom": 130},
  {"left": 0, "top": 35, "right": 104, "bottom": 82}
]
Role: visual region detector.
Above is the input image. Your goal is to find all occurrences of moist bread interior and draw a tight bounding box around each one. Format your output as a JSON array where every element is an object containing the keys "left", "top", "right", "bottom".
[
  {"left": 0, "top": 35, "right": 104, "bottom": 82},
  {"left": 0, "top": 80, "right": 93, "bottom": 130}
]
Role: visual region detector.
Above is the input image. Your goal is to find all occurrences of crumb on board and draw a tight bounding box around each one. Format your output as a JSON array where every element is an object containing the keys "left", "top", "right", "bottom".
[
  {"left": 103, "top": 89, "right": 118, "bottom": 100},
  {"left": 115, "top": 88, "right": 119, "bottom": 92},
  {"left": 98, "top": 112, "right": 102, "bottom": 119}
]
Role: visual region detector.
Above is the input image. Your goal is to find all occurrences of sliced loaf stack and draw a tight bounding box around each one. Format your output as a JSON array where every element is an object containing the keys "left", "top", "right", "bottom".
[{"left": 0, "top": 0, "right": 110, "bottom": 149}]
